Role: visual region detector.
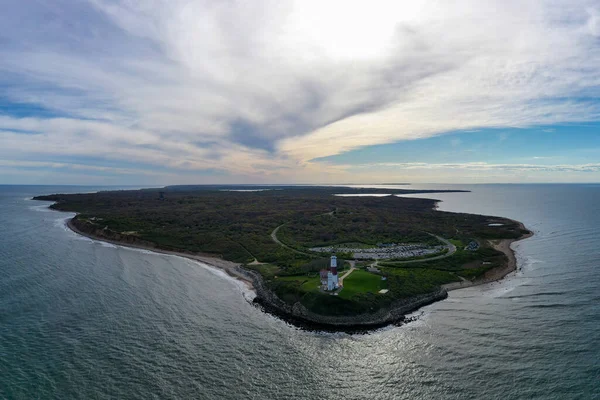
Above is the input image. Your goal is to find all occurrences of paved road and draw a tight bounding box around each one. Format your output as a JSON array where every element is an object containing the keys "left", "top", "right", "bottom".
[
  {"left": 270, "top": 208, "right": 335, "bottom": 256},
  {"left": 270, "top": 224, "right": 313, "bottom": 256},
  {"left": 338, "top": 264, "right": 356, "bottom": 286}
]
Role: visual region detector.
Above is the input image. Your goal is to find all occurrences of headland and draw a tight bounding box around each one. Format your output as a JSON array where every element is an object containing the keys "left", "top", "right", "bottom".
[{"left": 35, "top": 185, "right": 532, "bottom": 331}]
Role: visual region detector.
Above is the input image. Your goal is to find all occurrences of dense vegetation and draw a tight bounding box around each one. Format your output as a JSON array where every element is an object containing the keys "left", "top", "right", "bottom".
[{"left": 35, "top": 186, "right": 529, "bottom": 317}]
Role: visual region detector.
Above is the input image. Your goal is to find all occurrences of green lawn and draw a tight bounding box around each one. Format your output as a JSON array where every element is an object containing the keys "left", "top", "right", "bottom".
[
  {"left": 275, "top": 269, "right": 387, "bottom": 299},
  {"left": 380, "top": 267, "right": 460, "bottom": 297},
  {"left": 449, "top": 239, "right": 465, "bottom": 248},
  {"left": 276, "top": 275, "right": 321, "bottom": 292},
  {"left": 339, "top": 270, "right": 385, "bottom": 299}
]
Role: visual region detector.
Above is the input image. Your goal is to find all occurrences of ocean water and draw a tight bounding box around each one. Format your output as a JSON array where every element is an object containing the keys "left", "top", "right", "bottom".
[{"left": 0, "top": 184, "right": 598, "bottom": 399}]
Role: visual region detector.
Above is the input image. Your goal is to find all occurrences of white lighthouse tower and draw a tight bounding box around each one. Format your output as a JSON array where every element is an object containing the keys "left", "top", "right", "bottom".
[{"left": 327, "top": 255, "right": 339, "bottom": 291}]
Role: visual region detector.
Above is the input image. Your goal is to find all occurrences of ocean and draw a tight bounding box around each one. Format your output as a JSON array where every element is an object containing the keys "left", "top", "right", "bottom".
[{"left": 0, "top": 184, "right": 598, "bottom": 399}]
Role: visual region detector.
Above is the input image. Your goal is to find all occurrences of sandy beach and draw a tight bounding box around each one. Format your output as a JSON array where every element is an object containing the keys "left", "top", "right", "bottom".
[
  {"left": 443, "top": 220, "right": 533, "bottom": 291},
  {"left": 66, "top": 218, "right": 254, "bottom": 290}
]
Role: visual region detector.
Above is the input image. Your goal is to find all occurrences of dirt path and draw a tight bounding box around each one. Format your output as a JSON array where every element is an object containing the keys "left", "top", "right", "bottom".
[
  {"left": 248, "top": 259, "right": 265, "bottom": 265},
  {"left": 236, "top": 240, "right": 262, "bottom": 264}
]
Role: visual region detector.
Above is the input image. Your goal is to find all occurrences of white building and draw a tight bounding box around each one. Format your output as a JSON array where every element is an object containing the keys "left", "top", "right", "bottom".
[
  {"left": 327, "top": 255, "right": 339, "bottom": 291},
  {"left": 320, "top": 269, "right": 328, "bottom": 287}
]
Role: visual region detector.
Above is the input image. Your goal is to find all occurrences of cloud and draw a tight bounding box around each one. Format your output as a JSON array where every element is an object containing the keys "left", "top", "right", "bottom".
[
  {"left": 0, "top": 159, "right": 175, "bottom": 176},
  {"left": 352, "top": 162, "right": 600, "bottom": 173},
  {"left": 0, "top": 0, "right": 600, "bottom": 183}
]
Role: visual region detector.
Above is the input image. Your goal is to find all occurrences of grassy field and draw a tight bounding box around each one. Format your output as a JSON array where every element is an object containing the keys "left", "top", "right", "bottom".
[
  {"left": 339, "top": 270, "right": 385, "bottom": 299},
  {"left": 381, "top": 267, "right": 461, "bottom": 298},
  {"left": 449, "top": 239, "right": 465, "bottom": 248},
  {"left": 277, "top": 275, "right": 321, "bottom": 292},
  {"left": 379, "top": 243, "right": 506, "bottom": 280}
]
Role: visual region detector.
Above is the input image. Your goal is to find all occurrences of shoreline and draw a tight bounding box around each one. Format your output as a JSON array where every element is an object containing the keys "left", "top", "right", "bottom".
[
  {"left": 64, "top": 215, "right": 532, "bottom": 331},
  {"left": 442, "top": 219, "right": 534, "bottom": 291},
  {"left": 66, "top": 218, "right": 256, "bottom": 290}
]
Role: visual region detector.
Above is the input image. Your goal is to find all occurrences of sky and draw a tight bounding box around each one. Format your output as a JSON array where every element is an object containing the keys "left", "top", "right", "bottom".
[{"left": 1, "top": 0, "right": 600, "bottom": 185}]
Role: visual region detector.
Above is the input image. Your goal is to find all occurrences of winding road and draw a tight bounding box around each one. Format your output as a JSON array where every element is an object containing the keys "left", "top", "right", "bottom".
[{"left": 270, "top": 224, "right": 313, "bottom": 256}]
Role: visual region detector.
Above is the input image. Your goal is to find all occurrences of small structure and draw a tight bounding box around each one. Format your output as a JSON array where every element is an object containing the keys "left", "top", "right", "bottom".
[
  {"left": 319, "top": 269, "right": 328, "bottom": 287},
  {"left": 465, "top": 241, "right": 479, "bottom": 251},
  {"left": 327, "top": 255, "right": 339, "bottom": 291}
]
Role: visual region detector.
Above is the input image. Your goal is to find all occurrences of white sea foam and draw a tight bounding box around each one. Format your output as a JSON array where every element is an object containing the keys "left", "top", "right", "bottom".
[
  {"left": 72, "top": 234, "right": 95, "bottom": 243},
  {"left": 178, "top": 256, "right": 257, "bottom": 300},
  {"left": 519, "top": 256, "right": 545, "bottom": 272},
  {"left": 307, "top": 329, "right": 353, "bottom": 339},
  {"left": 53, "top": 218, "right": 256, "bottom": 296},
  {"left": 121, "top": 247, "right": 156, "bottom": 256},
  {"left": 29, "top": 204, "right": 54, "bottom": 213},
  {"left": 403, "top": 309, "right": 431, "bottom": 328},
  {"left": 116, "top": 247, "right": 258, "bottom": 300},
  {"left": 484, "top": 282, "right": 521, "bottom": 298},
  {"left": 54, "top": 216, "right": 119, "bottom": 249},
  {"left": 197, "top": 259, "right": 254, "bottom": 296},
  {"left": 53, "top": 217, "right": 72, "bottom": 231},
  {"left": 480, "top": 266, "right": 535, "bottom": 298}
]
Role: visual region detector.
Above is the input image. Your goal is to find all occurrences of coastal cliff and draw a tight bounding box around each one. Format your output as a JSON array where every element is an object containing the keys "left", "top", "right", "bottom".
[
  {"left": 232, "top": 266, "right": 447, "bottom": 330},
  {"left": 70, "top": 217, "right": 158, "bottom": 248}
]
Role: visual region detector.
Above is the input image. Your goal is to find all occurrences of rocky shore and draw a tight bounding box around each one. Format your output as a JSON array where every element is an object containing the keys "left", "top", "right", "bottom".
[{"left": 235, "top": 266, "right": 448, "bottom": 332}]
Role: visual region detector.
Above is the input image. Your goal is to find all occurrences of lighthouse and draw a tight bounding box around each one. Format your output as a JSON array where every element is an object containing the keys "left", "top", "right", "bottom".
[{"left": 327, "top": 255, "right": 339, "bottom": 291}]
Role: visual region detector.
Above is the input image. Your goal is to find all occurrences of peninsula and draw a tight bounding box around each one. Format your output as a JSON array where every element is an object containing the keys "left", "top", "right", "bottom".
[{"left": 34, "top": 185, "right": 532, "bottom": 331}]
